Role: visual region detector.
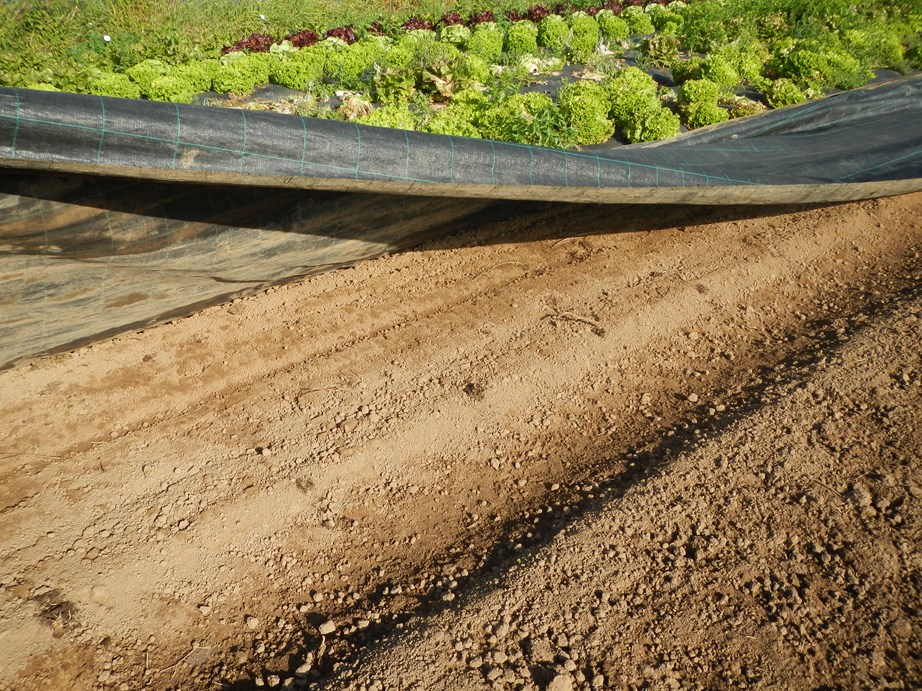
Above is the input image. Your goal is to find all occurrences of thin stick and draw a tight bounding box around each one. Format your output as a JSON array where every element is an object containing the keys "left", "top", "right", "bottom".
[
  {"left": 551, "top": 236, "right": 587, "bottom": 247},
  {"left": 813, "top": 479, "right": 842, "bottom": 496},
  {"left": 473, "top": 261, "right": 526, "bottom": 279},
  {"left": 543, "top": 312, "right": 606, "bottom": 337},
  {"left": 0, "top": 453, "right": 63, "bottom": 460}
]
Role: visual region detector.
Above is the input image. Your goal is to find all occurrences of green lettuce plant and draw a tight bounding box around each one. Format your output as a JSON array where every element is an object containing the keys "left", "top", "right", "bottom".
[
  {"left": 840, "top": 27, "right": 906, "bottom": 70},
  {"left": 677, "top": 0, "right": 729, "bottom": 52},
  {"left": 718, "top": 41, "right": 769, "bottom": 84},
  {"left": 147, "top": 74, "right": 197, "bottom": 103},
  {"left": 324, "top": 36, "right": 389, "bottom": 90},
  {"left": 603, "top": 66, "right": 659, "bottom": 124},
  {"left": 558, "top": 80, "right": 615, "bottom": 145},
  {"left": 538, "top": 15, "right": 569, "bottom": 56},
  {"left": 467, "top": 23, "right": 505, "bottom": 64},
  {"left": 621, "top": 7, "right": 655, "bottom": 36},
  {"left": 602, "top": 67, "right": 678, "bottom": 143},
  {"left": 373, "top": 65, "right": 417, "bottom": 105},
  {"left": 88, "top": 72, "right": 142, "bottom": 99},
  {"left": 439, "top": 24, "right": 472, "bottom": 47},
  {"left": 270, "top": 47, "right": 327, "bottom": 90},
  {"left": 125, "top": 58, "right": 170, "bottom": 95},
  {"left": 769, "top": 39, "right": 871, "bottom": 93},
  {"left": 422, "top": 102, "right": 482, "bottom": 137},
  {"left": 621, "top": 106, "right": 681, "bottom": 143},
  {"left": 651, "top": 9, "right": 684, "bottom": 33},
  {"left": 175, "top": 61, "right": 219, "bottom": 93},
  {"left": 212, "top": 52, "right": 271, "bottom": 95},
  {"left": 642, "top": 34, "right": 681, "bottom": 69},
  {"left": 671, "top": 56, "right": 704, "bottom": 84},
  {"left": 682, "top": 101, "right": 727, "bottom": 128},
  {"left": 479, "top": 91, "right": 574, "bottom": 148},
  {"left": 728, "top": 96, "right": 766, "bottom": 118},
  {"left": 764, "top": 77, "right": 806, "bottom": 108},
  {"left": 505, "top": 21, "right": 539, "bottom": 57},
  {"left": 569, "top": 13, "right": 600, "bottom": 63},
  {"left": 596, "top": 10, "right": 630, "bottom": 45},
  {"left": 701, "top": 53, "right": 739, "bottom": 87},
  {"left": 677, "top": 78, "right": 721, "bottom": 106},
  {"left": 356, "top": 103, "right": 418, "bottom": 129},
  {"left": 677, "top": 77, "right": 727, "bottom": 129}
]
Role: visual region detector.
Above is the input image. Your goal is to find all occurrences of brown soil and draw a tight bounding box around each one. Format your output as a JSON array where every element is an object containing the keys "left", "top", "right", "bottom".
[{"left": 0, "top": 193, "right": 920, "bottom": 691}]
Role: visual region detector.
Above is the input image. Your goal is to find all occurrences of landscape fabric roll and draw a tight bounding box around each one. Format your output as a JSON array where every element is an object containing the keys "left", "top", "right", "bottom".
[{"left": 1, "top": 75, "right": 921, "bottom": 205}]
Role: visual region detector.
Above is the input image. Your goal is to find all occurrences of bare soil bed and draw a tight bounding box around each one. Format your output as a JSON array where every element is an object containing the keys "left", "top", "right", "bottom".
[{"left": 0, "top": 192, "right": 920, "bottom": 690}]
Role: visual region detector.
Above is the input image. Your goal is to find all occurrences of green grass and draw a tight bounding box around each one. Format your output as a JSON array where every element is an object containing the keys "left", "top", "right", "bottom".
[{"left": 3, "top": 0, "right": 919, "bottom": 88}]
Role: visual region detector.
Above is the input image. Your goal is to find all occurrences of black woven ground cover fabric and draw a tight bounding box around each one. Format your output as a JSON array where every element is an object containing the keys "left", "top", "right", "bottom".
[
  {"left": 1, "top": 76, "right": 920, "bottom": 204},
  {"left": 1, "top": 77, "right": 921, "bottom": 368}
]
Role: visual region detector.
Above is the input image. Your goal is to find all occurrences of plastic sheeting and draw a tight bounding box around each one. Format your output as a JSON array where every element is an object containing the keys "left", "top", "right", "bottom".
[
  {"left": 1, "top": 76, "right": 921, "bottom": 205},
  {"left": 1, "top": 76, "right": 921, "bottom": 367}
]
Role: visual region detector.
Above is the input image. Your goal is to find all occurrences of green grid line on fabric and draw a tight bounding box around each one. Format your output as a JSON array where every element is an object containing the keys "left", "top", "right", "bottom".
[
  {"left": 404, "top": 130, "right": 410, "bottom": 182},
  {"left": 353, "top": 123, "right": 361, "bottom": 181},
  {"left": 838, "top": 147, "right": 922, "bottom": 181},
  {"left": 171, "top": 104, "right": 181, "bottom": 170},
  {"left": 10, "top": 89, "right": 20, "bottom": 157},
  {"left": 489, "top": 141, "right": 497, "bottom": 186},
  {"left": 240, "top": 110, "right": 248, "bottom": 174},
  {"left": 95, "top": 96, "right": 106, "bottom": 165},
  {"left": 299, "top": 116, "right": 308, "bottom": 177}
]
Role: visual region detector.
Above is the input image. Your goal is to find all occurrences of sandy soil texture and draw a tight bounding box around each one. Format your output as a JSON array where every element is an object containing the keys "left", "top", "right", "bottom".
[{"left": 0, "top": 192, "right": 920, "bottom": 691}]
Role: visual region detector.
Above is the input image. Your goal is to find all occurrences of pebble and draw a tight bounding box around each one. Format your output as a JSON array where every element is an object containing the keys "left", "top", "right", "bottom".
[
  {"left": 547, "top": 673, "right": 574, "bottom": 691},
  {"left": 90, "top": 585, "right": 110, "bottom": 606},
  {"left": 245, "top": 615, "right": 260, "bottom": 630},
  {"left": 687, "top": 393, "right": 700, "bottom": 403},
  {"left": 318, "top": 619, "right": 336, "bottom": 636},
  {"left": 891, "top": 618, "right": 912, "bottom": 638}
]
